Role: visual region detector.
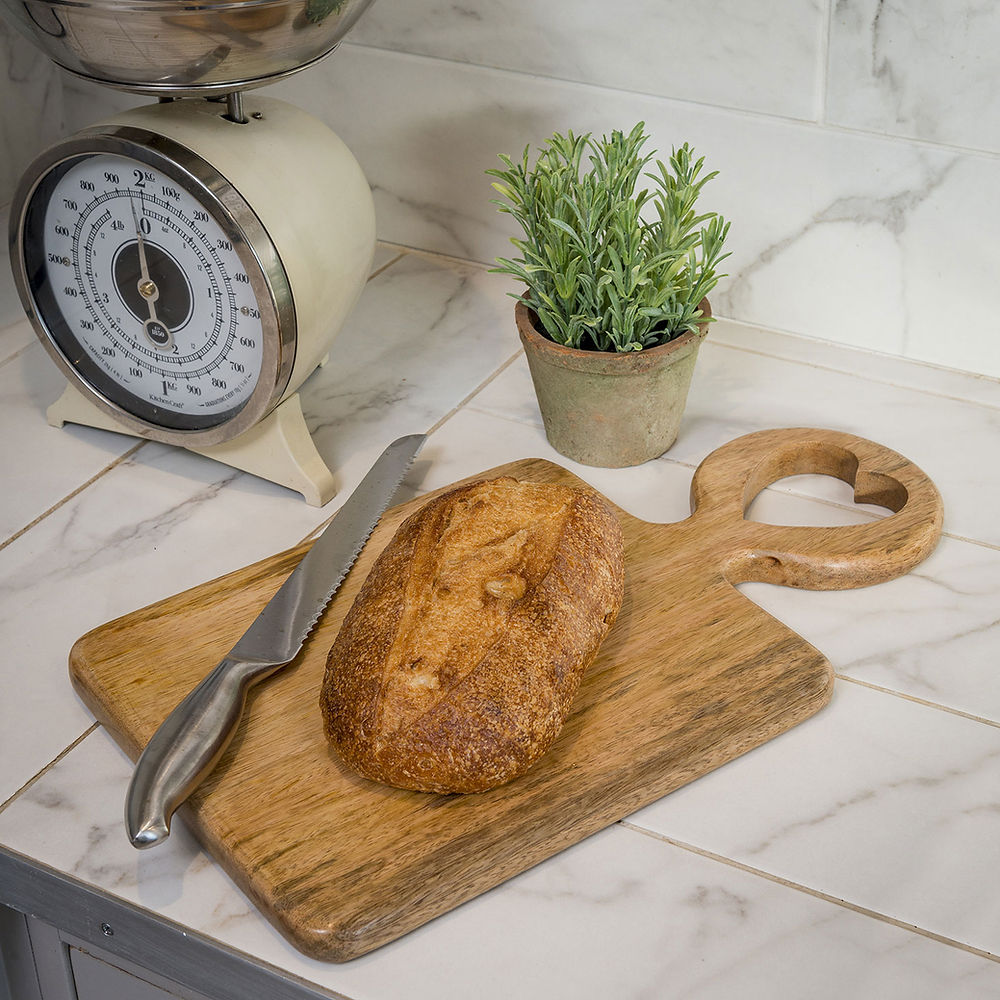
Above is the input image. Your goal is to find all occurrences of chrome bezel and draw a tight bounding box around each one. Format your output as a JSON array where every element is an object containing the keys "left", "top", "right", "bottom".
[{"left": 9, "top": 125, "right": 297, "bottom": 448}]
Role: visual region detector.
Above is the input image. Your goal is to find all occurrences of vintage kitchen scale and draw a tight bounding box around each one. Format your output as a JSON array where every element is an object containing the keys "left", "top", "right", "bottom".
[{"left": 2, "top": 0, "right": 379, "bottom": 504}]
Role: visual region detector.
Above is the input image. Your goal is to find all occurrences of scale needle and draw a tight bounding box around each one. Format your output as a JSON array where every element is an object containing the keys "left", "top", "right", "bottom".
[{"left": 129, "top": 194, "right": 173, "bottom": 351}]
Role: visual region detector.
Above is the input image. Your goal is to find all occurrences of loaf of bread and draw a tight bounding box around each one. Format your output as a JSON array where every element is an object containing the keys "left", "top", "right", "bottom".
[{"left": 320, "top": 476, "right": 625, "bottom": 793}]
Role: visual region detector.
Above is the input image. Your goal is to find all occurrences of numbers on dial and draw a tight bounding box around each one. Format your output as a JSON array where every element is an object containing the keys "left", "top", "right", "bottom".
[{"left": 38, "top": 152, "right": 266, "bottom": 424}]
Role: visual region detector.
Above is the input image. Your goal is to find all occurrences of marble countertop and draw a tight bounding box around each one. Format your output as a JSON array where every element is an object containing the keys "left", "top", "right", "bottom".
[{"left": 1, "top": 239, "right": 999, "bottom": 999}]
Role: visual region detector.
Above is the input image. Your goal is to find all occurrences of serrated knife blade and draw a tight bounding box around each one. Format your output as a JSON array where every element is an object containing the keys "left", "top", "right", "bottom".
[{"left": 125, "top": 433, "right": 426, "bottom": 849}]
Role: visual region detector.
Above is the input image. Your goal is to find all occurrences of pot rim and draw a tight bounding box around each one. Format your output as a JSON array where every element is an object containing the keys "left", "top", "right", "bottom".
[{"left": 515, "top": 297, "right": 711, "bottom": 374}]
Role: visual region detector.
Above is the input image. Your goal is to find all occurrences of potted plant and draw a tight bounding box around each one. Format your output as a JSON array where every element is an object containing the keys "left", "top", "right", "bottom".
[{"left": 488, "top": 123, "right": 730, "bottom": 467}]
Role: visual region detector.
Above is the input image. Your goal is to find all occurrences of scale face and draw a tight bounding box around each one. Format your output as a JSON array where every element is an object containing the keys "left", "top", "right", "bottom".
[
  {"left": 10, "top": 96, "right": 377, "bottom": 503},
  {"left": 14, "top": 128, "right": 294, "bottom": 445}
]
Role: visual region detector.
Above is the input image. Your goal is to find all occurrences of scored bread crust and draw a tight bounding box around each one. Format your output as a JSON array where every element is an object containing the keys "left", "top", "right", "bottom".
[{"left": 320, "top": 476, "right": 625, "bottom": 794}]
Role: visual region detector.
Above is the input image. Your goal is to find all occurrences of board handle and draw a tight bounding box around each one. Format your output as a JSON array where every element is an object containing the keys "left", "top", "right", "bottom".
[{"left": 688, "top": 427, "right": 944, "bottom": 590}]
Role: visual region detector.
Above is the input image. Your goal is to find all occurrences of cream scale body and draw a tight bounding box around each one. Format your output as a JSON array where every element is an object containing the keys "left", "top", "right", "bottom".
[
  {"left": 10, "top": 93, "right": 375, "bottom": 505},
  {"left": 11, "top": 96, "right": 375, "bottom": 505}
]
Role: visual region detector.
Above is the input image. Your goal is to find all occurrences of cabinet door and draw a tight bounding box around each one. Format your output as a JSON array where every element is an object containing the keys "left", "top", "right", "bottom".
[{"left": 70, "top": 948, "right": 187, "bottom": 1000}]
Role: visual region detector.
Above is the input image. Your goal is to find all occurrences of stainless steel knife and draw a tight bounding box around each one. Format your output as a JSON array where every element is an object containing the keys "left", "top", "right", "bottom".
[{"left": 125, "top": 433, "right": 426, "bottom": 849}]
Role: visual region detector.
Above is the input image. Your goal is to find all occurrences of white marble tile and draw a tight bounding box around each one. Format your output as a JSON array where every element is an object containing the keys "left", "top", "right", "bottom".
[
  {"left": 0, "top": 313, "right": 35, "bottom": 366},
  {"left": 301, "top": 250, "right": 520, "bottom": 464},
  {"left": 0, "top": 18, "right": 65, "bottom": 205},
  {"left": 61, "top": 76, "right": 143, "bottom": 133},
  {"left": 2, "top": 730, "right": 999, "bottom": 999},
  {"left": 269, "top": 44, "right": 1000, "bottom": 379},
  {"left": 738, "top": 524, "right": 1000, "bottom": 727},
  {"left": 0, "top": 205, "right": 30, "bottom": 342},
  {"left": 827, "top": 0, "right": 1000, "bottom": 153},
  {"left": 0, "top": 439, "right": 310, "bottom": 807},
  {"left": 0, "top": 342, "right": 141, "bottom": 544},
  {"left": 350, "top": 0, "right": 827, "bottom": 121},
  {"left": 631, "top": 680, "right": 1000, "bottom": 957}
]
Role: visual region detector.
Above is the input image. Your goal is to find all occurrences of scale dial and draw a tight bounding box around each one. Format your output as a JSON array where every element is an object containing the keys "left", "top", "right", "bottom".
[{"left": 12, "top": 127, "right": 294, "bottom": 446}]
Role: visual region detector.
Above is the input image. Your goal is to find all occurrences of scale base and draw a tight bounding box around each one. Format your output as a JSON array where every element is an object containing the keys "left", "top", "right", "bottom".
[{"left": 47, "top": 384, "right": 336, "bottom": 506}]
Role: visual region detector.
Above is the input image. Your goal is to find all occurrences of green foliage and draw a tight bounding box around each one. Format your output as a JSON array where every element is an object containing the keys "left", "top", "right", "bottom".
[{"left": 488, "top": 123, "right": 730, "bottom": 352}]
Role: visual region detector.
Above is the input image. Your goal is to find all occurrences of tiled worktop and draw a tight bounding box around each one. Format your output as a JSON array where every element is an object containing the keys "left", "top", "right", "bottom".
[{"left": 1, "top": 240, "right": 999, "bottom": 998}]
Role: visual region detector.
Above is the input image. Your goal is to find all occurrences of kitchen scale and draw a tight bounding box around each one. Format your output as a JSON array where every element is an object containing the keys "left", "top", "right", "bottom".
[{"left": 2, "top": 0, "right": 379, "bottom": 505}]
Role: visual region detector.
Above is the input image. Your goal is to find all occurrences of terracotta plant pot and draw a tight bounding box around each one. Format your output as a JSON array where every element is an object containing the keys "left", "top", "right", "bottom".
[{"left": 516, "top": 299, "right": 711, "bottom": 468}]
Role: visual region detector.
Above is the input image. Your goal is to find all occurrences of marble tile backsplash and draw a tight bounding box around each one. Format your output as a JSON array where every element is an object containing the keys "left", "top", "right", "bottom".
[
  {"left": 0, "top": 18, "right": 64, "bottom": 203},
  {"left": 348, "top": 0, "right": 829, "bottom": 121},
  {"left": 2, "top": 1, "right": 999, "bottom": 377},
  {"left": 827, "top": 0, "right": 1000, "bottom": 152}
]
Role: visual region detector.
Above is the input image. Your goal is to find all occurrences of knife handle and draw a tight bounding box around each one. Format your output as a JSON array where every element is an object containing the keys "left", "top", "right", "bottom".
[{"left": 125, "top": 656, "right": 281, "bottom": 849}]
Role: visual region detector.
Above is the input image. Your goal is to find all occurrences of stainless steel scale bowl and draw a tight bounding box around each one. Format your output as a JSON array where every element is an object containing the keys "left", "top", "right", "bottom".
[{"left": 0, "top": 0, "right": 375, "bottom": 95}]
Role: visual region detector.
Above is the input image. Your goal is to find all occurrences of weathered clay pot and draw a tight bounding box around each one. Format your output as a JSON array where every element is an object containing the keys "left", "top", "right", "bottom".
[{"left": 516, "top": 299, "right": 711, "bottom": 468}]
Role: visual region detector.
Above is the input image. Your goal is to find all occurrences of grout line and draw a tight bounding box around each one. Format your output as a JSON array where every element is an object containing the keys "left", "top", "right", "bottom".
[
  {"left": 0, "top": 724, "right": 99, "bottom": 816},
  {"left": 425, "top": 348, "right": 525, "bottom": 436},
  {"left": 368, "top": 251, "right": 406, "bottom": 281},
  {"left": 933, "top": 530, "right": 1000, "bottom": 555},
  {"left": 618, "top": 822, "right": 1000, "bottom": 964},
  {"left": 818, "top": 0, "right": 833, "bottom": 126},
  {"left": 0, "top": 337, "right": 38, "bottom": 373},
  {"left": 835, "top": 675, "right": 1000, "bottom": 729},
  {"left": 374, "top": 240, "right": 492, "bottom": 272},
  {"left": 0, "top": 442, "right": 145, "bottom": 554}
]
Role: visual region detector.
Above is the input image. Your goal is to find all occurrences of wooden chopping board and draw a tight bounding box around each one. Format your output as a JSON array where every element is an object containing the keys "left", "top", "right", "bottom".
[{"left": 69, "top": 427, "right": 943, "bottom": 961}]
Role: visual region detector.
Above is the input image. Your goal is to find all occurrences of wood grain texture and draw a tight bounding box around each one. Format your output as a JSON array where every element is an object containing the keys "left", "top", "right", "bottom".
[{"left": 69, "top": 428, "right": 943, "bottom": 962}]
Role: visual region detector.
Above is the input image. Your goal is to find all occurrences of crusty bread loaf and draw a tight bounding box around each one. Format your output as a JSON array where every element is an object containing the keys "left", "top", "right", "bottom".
[{"left": 320, "top": 476, "right": 625, "bottom": 793}]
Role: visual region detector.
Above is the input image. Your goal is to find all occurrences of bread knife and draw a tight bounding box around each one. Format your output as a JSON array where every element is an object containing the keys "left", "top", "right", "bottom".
[{"left": 125, "top": 433, "right": 426, "bottom": 849}]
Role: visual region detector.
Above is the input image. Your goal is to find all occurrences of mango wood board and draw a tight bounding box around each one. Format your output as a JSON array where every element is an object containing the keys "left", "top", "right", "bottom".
[{"left": 69, "top": 428, "right": 943, "bottom": 961}]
